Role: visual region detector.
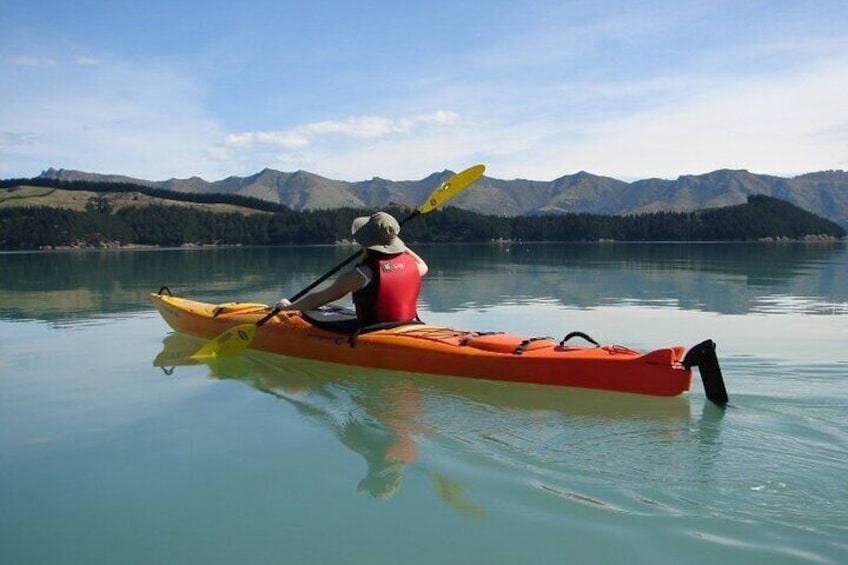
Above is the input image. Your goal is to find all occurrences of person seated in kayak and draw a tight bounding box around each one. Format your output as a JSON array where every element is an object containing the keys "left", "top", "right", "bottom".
[{"left": 275, "top": 211, "right": 429, "bottom": 324}]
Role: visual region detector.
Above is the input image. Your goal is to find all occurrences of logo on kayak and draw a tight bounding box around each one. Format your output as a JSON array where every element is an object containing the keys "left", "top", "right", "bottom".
[{"left": 238, "top": 329, "right": 250, "bottom": 341}]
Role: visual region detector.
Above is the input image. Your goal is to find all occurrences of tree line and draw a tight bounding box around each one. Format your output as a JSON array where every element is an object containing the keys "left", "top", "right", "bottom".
[
  {"left": 0, "top": 176, "right": 289, "bottom": 213},
  {"left": 0, "top": 186, "right": 845, "bottom": 249}
]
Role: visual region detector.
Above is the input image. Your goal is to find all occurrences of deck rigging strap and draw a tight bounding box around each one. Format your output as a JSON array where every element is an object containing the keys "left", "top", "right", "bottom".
[
  {"left": 513, "top": 336, "right": 554, "bottom": 355},
  {"left": 559, "top": 331, "right": 600, "bottom": 347},
  {"left": 458, "top": 331, "right": 504, "bottom": 346}
]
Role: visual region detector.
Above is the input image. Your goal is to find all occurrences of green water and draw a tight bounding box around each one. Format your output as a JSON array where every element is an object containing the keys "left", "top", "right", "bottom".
[{"left": 1, "top": 243, "right": 846, "bottom": 564}]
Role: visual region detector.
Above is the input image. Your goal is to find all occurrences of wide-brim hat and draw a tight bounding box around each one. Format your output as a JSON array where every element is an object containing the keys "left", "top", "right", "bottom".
[{"left": 351, "top": 211, "right": 406, "bottom": 254}]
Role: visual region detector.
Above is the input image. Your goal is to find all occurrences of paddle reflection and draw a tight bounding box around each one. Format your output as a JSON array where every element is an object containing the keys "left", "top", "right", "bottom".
[{"left": 153, "top": 332, "right": 693, "bottom": 513}]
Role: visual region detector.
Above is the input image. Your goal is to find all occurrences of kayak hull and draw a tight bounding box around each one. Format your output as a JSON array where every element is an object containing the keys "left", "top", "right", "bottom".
[{"left": 150, "top": 292, "right": 693, "bottom": 397}]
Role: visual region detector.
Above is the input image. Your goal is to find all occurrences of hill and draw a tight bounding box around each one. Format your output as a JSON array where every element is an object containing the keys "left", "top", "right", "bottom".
[
  {"left": 0, "top": 185, "right": 271, "bottom": 216},
  {"left": 36, "top": 166, "right": 848, "bottom": 228},
  {"left": 0, "top": 188, "right": 843, "bottom": 249}
]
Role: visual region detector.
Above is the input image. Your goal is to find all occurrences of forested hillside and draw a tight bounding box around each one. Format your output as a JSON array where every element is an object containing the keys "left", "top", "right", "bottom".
[
  {"left": 34, "top": 166, "right": 848, "bottom": 229},
  {"left": 0, "top": 181, "right": 843, "bottom": 249}
]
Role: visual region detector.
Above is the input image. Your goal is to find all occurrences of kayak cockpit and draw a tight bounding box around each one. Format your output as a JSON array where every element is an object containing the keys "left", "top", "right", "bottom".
[{"left": 302, "top": 305, "right": 425, "bottom": 335}]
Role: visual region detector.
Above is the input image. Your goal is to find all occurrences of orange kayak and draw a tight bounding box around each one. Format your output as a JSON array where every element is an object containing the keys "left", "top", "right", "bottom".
[{"left": 150, "top": 291, "right": 728, "bottom": 403}]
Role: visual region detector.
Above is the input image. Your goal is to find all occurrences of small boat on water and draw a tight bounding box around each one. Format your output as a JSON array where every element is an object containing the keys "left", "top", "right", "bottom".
[{"left": 150, "top": 288, "right": 729, "bottom": 406}]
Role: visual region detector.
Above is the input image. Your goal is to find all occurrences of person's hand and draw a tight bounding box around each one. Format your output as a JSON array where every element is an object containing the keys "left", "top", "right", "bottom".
[{"left": 276, "top": 298, "right": 292, "bottom": 309}]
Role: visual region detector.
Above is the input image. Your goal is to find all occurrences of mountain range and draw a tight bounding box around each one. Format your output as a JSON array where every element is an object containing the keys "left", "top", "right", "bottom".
[{"left": 37, "top": 167, "right": 848, "bottom": 228}]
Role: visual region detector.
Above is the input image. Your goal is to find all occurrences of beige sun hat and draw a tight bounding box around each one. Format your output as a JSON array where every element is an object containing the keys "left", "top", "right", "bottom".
[{"left": 351, "top": 211, "right": 406, "bottom": 254}]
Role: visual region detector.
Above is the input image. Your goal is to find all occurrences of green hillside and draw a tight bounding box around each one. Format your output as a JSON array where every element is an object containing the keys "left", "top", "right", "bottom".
[{"left": 0, "top": 178, "right": 843, "bottom": 249}]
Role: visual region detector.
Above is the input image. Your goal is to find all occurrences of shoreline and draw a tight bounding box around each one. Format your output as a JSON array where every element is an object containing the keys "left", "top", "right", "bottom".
[{"left": 2, "top": 236, "right": 842, "bottom": 253}]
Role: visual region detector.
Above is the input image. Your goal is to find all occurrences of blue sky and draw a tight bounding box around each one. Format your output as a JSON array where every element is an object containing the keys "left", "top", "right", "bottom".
[{"left": 2, "top": 0, "right": 846, "bottom": 182}]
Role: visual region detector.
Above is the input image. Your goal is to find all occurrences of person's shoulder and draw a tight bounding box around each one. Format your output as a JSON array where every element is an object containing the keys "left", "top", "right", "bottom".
[{"left": 352, "top": 264, "right": 373, "bottom": 285}]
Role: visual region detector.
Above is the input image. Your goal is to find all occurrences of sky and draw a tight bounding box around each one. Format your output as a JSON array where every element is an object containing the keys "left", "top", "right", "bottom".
[{"left": 1, "top": 0, "right": 846, "bottom": 183}]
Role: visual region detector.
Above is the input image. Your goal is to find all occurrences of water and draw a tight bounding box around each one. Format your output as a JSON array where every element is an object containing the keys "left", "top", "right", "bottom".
[{"left": 1, "top": 243, "right": 846, "bottom": 564}]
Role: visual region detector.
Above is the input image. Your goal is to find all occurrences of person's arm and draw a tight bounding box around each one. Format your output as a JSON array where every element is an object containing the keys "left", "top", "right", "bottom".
[
  {"left": 277, "top": 268, "right": 367, "bottom": 311},
  {"left": 406, "top": 248, "right": 429, "bottom": 277}
]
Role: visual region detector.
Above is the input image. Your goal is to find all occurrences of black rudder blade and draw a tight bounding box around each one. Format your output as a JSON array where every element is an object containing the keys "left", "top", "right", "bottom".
[{"left": 682, "top": 339, "right": 729, "bottom": 407}]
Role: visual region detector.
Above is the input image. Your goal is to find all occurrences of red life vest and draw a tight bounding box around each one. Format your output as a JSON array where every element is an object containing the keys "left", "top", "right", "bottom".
[{"left": 353, "top": 251, "right": 422, "bottom": 324}]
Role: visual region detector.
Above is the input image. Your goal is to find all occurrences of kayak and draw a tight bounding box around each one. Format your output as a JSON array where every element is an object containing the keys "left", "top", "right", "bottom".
[
  {"left": 150, "top": 290, "right": 728, "bottom": 404},
  {"left": 154, "top": 332, "right": 694, "bottom": 422}
]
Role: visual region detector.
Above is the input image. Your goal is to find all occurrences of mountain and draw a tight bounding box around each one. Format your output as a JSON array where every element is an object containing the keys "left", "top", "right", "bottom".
[{"left": 37, "top": 166, "right": 848, "bottom": 228}]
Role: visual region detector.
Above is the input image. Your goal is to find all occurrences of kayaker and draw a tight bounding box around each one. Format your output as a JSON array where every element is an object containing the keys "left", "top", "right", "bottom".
[{"left": 275, "top": 211, "right": 429, "bottom": 324}]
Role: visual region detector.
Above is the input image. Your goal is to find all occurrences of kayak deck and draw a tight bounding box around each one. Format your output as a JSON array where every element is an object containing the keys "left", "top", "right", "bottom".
[{"left": 150, "top": 291, "right": 727, "bottom": 402}]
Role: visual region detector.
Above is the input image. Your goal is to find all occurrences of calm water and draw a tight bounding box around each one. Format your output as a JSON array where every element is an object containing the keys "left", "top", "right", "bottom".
[{"left": 1, "top": 243, "right": 846, "bottom": 564}]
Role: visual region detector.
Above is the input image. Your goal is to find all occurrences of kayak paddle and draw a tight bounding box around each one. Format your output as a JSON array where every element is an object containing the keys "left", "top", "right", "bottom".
[
  {"left": 286, "top": 163, "right": 486, "bottom": 305},
  {"left": 190, "top": 323, "right": 258, "bottom": 360},
  {"left": 195, "top": 163, "right": 486, "bottom": 358}
]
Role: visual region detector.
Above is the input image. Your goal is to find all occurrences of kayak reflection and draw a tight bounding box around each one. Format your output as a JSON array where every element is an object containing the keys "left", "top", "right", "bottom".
[
  {"left": 154, "top": 333, "right": 481, "bottom": 509},
  {"left": 153, "top": 332, "right": 692, "bottom": 510}
]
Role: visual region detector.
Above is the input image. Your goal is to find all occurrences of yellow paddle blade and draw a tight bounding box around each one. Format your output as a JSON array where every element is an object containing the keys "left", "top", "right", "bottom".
[
  {"left": 417, "top": 164, "right": 485, "bottom": 215},
  {"left": 191, "top": 323, "right": 257, "bottom": 359},
  {"left": 153, "top": 333, "right": 207, "bottom": 368}
]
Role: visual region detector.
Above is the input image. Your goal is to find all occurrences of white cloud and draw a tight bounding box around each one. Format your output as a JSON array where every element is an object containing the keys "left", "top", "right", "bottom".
[
  {"left": 0, "top": 132, "right": 38, "bottom": 147},
  {"left": 225, "top": 110, "right": 461, "bottom": 149},
  {"left": 297, "top": 124, "right": 491, "bottom": 181},
  {"left": 73, "top": 56, "right": 99, "bottom": 66},
  {"left": 5, "top": 54, "right": 99, "bottom": 67},
  {"left": 7, "top": 55, "right": 57, "bottom": 67},
  {"left": 224, "top": 131, "right": 310, "bottom": 150},
  {"left": 215, "top": 111, "right": 467, "bottom": 179}
]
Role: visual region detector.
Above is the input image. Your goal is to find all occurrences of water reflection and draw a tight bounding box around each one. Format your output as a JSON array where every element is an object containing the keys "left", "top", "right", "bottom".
[
  {"left": 2, "top": 242, "right": 845, "bottom": 321},
  {"left": 153, "top": 332, "right": 693, "bottom": 510},
  {"left": 423, "top": 242, "right": 848, "bottom": 316}
]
